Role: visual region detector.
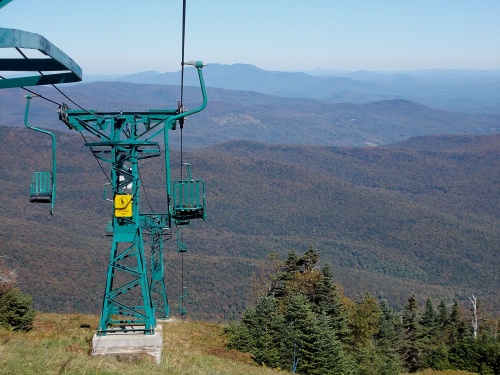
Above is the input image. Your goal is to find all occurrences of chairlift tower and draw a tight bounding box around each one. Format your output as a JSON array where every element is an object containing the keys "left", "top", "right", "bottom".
[{"left": 58, "top": 61, "right": 207, "bottom": 334}]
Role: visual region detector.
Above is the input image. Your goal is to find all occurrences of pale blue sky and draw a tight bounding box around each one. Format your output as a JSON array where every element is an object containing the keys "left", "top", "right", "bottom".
[{"left": 1, "top": 0, "right": 499, "bottom": 75}]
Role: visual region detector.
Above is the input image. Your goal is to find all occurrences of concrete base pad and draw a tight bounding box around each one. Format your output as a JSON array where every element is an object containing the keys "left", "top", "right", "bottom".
[{"left": 91, "top": 325, "right": 163, "bottom": 364}]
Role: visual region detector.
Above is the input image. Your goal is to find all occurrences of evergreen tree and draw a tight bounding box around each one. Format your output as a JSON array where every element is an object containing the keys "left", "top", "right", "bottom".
[
  {"left": 401, "top": 293, "right": 422, "bottom": 372},
  {"left": 0, "top": 258, "right": 35, "bottom": 332},
  {"left": 227, "top": 294, "right": 283, "bottom": 367},
  {"left": 313, "top": 313, "right": 355, "bottom": 375},
  {"left": 448, "top": 337, "right": 480, "bottom": 374},
  {"left": 351, "top": 294, "right": 403, "bottom": 375},
  {"left": 448, "top": 300, "right": 470, "bottom": 344},
  {"left": 375, "top": 301, "right": 403, "bottom": 375},
  {"left": 376, "top": 300, "right": 401, "bottom": 348},
  {"left": 476, "top": 329, "right": 500, "bottom": 375},
  {"left": 431, "top": 300, "right": 453, "bottom": 370},
  {"left": 250, "top": 294, "right": 284, "bottom": 367},
  {"left": 316, "top": 264, "right": 351, "bottom": 342},
  {"left": 281, "top": 293, "right": 319, "bottom": 373},
  {"left": 374, "top": 348, "right": 403, "bottom": 375},
  {"left": 313, "top": 263, "right": 334, "bottom": 313},
  {"left": 419, "top": 298, "right": 447, "bottom": 370},
  {"left": 270, "top": 250, "right": 300, "bottom": 298},
  {"left": 225, "top": 316, "right": 254, "bottom": 352},
  {"left": 436, "top": 300, "right": 449, "bottom": 335},
  {"left": 0, "top": 288, "right": 35, "bottom": 332},
  {"left": 426, "top": 343, "right": 451, "bottom": 371},
  {"left": 420, "top": 298, "right": 437, "bottom": 332},
  {"left": 282, "top": 293, "right": 354, "bottom": 375}
]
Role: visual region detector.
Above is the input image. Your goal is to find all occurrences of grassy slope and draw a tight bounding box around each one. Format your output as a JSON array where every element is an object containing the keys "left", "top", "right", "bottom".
[
  {"left": 0, "top": 313, "right": 478, "bottom": 375},
  {"left": 0, "top": 313, "right": 280, "bottom": 375}
]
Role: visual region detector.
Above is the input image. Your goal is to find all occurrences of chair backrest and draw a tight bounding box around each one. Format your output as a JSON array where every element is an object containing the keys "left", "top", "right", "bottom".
[
  {"left": 172, "top": 179, "right": 205, "bottom": 209},
  {"left": 29, "top": 171, "right": 53, "bottom": 202}
]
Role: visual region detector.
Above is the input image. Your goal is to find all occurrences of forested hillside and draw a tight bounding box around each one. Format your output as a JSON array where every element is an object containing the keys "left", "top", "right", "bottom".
[
  {"left": 0, "top": 125, "right": 498, "bottom": 320},
  {"left": 1, "top": 83, "right": 498, "bottom": 149}
]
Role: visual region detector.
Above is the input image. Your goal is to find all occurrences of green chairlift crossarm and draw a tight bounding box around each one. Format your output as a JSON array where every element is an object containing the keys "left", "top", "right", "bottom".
[
  {"left": 24, "top": 94, "right": 56, "bottom": 215},
  {"left": 0, "top": 27, "right": 82, "bottom": 88},
  {"left": 0, "top": 0, "right": 14, "bottom": 9}
]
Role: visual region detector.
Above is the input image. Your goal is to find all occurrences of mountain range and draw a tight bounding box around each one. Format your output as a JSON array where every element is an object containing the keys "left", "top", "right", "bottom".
[
  {"left": 1, "top": 79, "right": 498, "bottom": 150},
  {"left": 100, "top": 64, "right": 500, "bottom": 115}
]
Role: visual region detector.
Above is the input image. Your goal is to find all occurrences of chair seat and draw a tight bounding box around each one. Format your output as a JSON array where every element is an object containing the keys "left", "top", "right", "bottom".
[{"left": 30, "top": 193, "right": 52, "bottom": 203}]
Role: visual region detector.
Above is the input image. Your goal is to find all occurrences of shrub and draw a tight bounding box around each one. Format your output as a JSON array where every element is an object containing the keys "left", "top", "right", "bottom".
[{"left": 0, "top": 287, "right": 35, "bottom": 331}]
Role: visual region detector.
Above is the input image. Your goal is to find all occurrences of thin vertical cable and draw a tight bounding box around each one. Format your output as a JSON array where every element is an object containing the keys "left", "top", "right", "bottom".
[
  {"left": 180, "top": 0, "right": 187, "bottom": 179},
  {"left": 181, "top": 251, "right": 185, "bottom": 318},
  {"left": 180, "top": 0, "right": 186, "bottom": 111}
]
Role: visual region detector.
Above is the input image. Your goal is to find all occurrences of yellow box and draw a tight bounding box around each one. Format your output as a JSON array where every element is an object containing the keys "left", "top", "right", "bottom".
[{"left": 114, "top": 194, "right": 133, "bottom": 217}]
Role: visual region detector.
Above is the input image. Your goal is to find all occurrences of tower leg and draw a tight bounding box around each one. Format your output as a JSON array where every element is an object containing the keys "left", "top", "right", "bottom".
[
  {"left": 98, "top": 229, "right": 155, "bottom": 334},
  {"left": 141, "top": 214, "right": 171, "bottom": 320}
]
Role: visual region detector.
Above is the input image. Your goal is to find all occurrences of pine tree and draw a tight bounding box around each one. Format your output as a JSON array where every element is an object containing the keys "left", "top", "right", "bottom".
[
  {"left": 375, "top": 301, "right": 403, "bottom": 375},
  {"left": 401, "top": 293, "right": 422, "bottom": 372},
  {"left": 226, "top": 315, "right": 254, "bottom": 352},
  {"left": 448, "top": 300, "right": 469, "bottom": 343},
  {"left": 281, "top": 293, "right": 354, "bottom": 375},
  {"left": 376, "top": 300, "right": 401, "bottom": 348},
  {"left": 419, "top": 298, "right": 446, "bottom": 370},
  {"left": 0, "top": 288, "right": 35, "bottom": 332},
  {"left": 249, "top": 294, "right": 283, "bottom": 367},
  {"left": 312, "top": 313, "right": 355, "bottom": 375},
  {"left": 420, "top": 298, "right": 437, "bottom": 332},
  {"left": 316, "top": 264, "right": 351, "bottom": 343},
  {"left": 226, "top": 248, "right": 357, "bottom": 374},
  {"left": 350, "top": 294, "right": 403, "bottom": 375},
  {"left": 281, "top": 293, "right": 318, "bottom": 373},
  {"left": 447, "top": 300, "right": 477, "bottom": 372},
  {"left": 0, "top": 258, "right": 35, "bottom": 332},
  {"left": 270, "top": 251, "right": 300, "bottom": 298},
  {"left": 436, "top": 300, "right": 449, "bottom": 335},
  {"left": 227, "top": 294, "right": 283, "bottom": 367}
]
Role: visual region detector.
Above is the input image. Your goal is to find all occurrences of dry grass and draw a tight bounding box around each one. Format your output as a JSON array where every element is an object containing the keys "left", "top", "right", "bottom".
[
  {"left": 0, "top": 313, "right": 479, "bottom": 375},
  {"left": 0, "top": 313, "right": 281, "bottom": 375},
  {"left": 414, "top": 370, "right": 478, "bottom": 375}
]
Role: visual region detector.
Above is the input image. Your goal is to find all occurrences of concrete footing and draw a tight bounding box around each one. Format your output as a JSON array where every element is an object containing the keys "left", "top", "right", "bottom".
[{"left": 91, "top": 324, "right": 163, "bottom": 364}]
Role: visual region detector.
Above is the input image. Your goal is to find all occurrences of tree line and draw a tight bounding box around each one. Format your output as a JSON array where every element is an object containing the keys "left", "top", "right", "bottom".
[{"left": 225, "top": 247, "right": 499, "bottom": 374}]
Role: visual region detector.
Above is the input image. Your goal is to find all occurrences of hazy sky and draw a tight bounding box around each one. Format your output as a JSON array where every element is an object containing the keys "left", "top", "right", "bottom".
[{"left": 1, "top": 0, "right": 499, "bottom": 75}]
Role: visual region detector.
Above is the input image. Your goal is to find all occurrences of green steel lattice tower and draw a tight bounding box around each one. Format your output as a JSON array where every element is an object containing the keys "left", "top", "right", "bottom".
[{"left": 58, "top": 62, "right": 207, "bottom": 334}]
